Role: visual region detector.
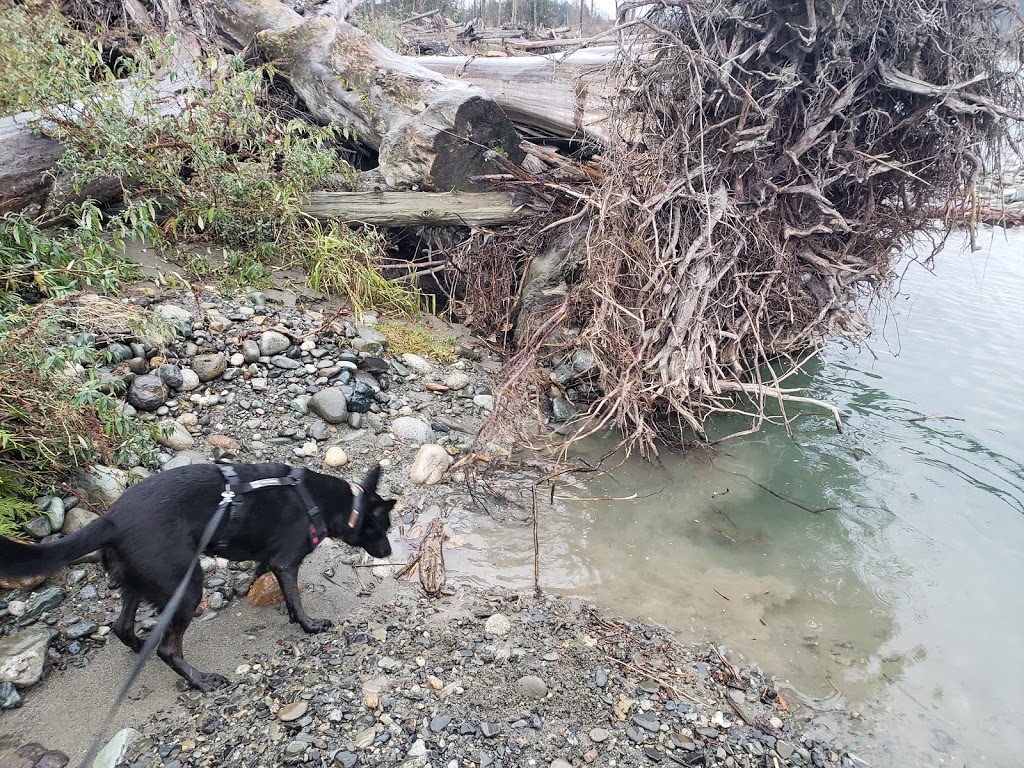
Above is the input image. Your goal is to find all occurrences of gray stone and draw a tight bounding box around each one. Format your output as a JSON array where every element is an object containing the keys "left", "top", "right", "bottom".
[
  {"left": 24, "top": 585, "right": 64, "bottom": 620},
  {"left": 516, "top": 675, "right": 548, "bottom": 700},
  {"left": 179, "top": 368, "right": 201, "bottom": 391},
  {"left": 480, "top": 723, "right": 500, "bottom": 738},
  {"left": 41, "top": 499, "right": 65, "bottom": 536},
  {"left": 551, "top": 761, "right": 573, "bottom": 768},
  {"left": 93, "top": 728, "right": 145, "bottom": 768},
  {"left": 358, "top": 326, "right": 387, "bottom": 345},
  {"left": 633, "top": 712, "right": 660, "bottom": 732},
  {"left": 443, "top": 371, "right": 471, "bottom": 390},
  {"left": 192, "top": 353, "right": 227, "bottom": 381},
  {"left": 0, "top": 680, "right": 22, "bottom": 709},
  {"left": 473, "top": 394, "right": 494, "bottom": 411},
  {"left": 430, "top": 713, "right": 451, "bottom": 732},
  {"left": 776, "top": 741, "right": 795, "bottom": 760},
  {"left": 334, "top": 751, "right": 358, "bottom": 767},
  {"left": 157, "top": 364, "right": 184, "bottom": 390},
  {"left": 409, "top": 444, "right": 452, "bottom": 485},
  {"left": 0, "top": 627, "right": 54, "bottom": 687},
  {"left": 154, "top": 304, "right": 192, "bottom": 325},
  {"left": 61, "top": 506, "right": 99, "bottom": 536},
  {"left": 105, "top": 342, "right": 134, "bottom": 362},
  {"left": 589, "top": 728, "right": 610, "bottom": 743},
  {"left": 23, "top": 516, "right": 51, "bottom": 538},
  {"left": 270, "top": 355, "right": 301, "bottom": 370},
  {"left": 392, "top": 416, "right": 434, "bottom": 444},
  {"left": 156, "top": 420, "right": 194, "bottom": 451},
  {"left": 127, "top": 357, "right": 148, "bottom": 375},
  {"left": 207, "top": 592, "right": 226, "bottom": 610},
  {"left": 75, "top": 465, "right": 128, "bottom": 506},
  {"left": 259, "top": 330, "right": 291, "bottom": 356},
  {"left": 550, "top": 397, "right": 577, "bottom": 423},
  {"left": 309, "top": 389, "right": 348, "bottom": 424},
  {"left": 127, "top": 375, "right": 168, "bottom": 411},
  {"left": 242, "top": 340, "right": 261, "bottom": 364},
  {"left": 572, "top": 349, "right": 596, "bottom": 373},
  {"left": 65, "top": 620, "right": 98, "bottom": 640},
  {"left": 307, "top": 419, "right": 331, "bottom": 441},
  {"left": 163, "top": 453, "right": 197, "bottom": 470}
]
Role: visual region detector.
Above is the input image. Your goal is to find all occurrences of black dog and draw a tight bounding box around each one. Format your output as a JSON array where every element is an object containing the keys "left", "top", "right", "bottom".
[{"left": 0, "top": 462, "right": 394, "bottom": 691}]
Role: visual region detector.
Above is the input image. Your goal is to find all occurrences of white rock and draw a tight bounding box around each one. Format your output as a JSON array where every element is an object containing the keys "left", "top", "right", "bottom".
[
  {"left": 0, "top": 627, "right": 53, "bottom": 688},
  {"left": 324, "top": 446, "right": 349, "bottom": 468},
  {"left": 401, "top": 353, "right": 434, "bottom": 374},
  {"left": 443, "top": 371, "right": 471, "bottom": 390},
  {"left": 153, "top": 304, "right": 192, "bottom": 324},
  {"left": 473, "top": 394, "right": 494, "bottom": 411},
  {"left": 409, "top": 444, "right": 452, "bottom": 485},
  {"left": 179, "top": 368, "right": 201, "bottom": 391},
  {"left": 93, "top": 727, "right": 145, "bottom": 768},
  {"left": 301, "top": 442, "right": 318, "bottom": 457},
  {"left": 156, "top": 420, "right": 194, "bottom": 451},
  {"left": 484, "top": 613, "right": 511, "bottom": 637}
]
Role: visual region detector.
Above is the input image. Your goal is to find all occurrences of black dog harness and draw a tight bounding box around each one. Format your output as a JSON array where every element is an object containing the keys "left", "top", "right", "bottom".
[{"left": 214, "top": 465, "right": 364, "bottom": 548}]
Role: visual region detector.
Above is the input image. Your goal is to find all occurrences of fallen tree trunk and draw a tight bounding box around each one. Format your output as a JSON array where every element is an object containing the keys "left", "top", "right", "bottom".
[
  {"left": 302, "top": 190, "right": 528, "bottom": 226},
  {"left": 416, "top": 48, "right": 615, "bottom": 143},
  {"left": 210, "top": 0, "right": 525, "bottom": 190}
]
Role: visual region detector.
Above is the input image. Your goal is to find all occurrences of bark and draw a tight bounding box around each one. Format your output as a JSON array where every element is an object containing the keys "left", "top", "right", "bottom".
[
  {"left": 210, "top": 0, "right": 525, "bottom": 190},
  {"left": 303, "top": 190, "right": 528, "bottom": 226},
  {"left": 416, "top": 47, "right": 615, "bottom": 143}
]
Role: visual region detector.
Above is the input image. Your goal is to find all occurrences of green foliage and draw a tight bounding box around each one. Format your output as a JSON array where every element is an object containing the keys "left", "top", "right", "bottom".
[
  {"left": 0, "top": 306, "right": 158, "bottom": 534},
  {"left": 0, "top": 474, "right": 36, "bottom": 538},
  {"left": 0, "top": 0, "right": 111, "bottom": 117},
  {"left": 0, "top": 209, "right": 140, "bottom": 318}
]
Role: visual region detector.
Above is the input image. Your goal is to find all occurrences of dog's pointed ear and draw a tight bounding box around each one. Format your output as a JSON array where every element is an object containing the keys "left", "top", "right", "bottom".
[
  {"left": 361, "top": 464, "right": 382, "bottom": 494},
  {"left": 375, "top": 499, "right": 396, "bottom": 517}
]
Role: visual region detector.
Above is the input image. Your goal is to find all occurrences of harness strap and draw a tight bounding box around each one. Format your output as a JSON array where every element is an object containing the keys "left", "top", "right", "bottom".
[{"left": 213, "top": 465, "right": 345, "bottom": 549}]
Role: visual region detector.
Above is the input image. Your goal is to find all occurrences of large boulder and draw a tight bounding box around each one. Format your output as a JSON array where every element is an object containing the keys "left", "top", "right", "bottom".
[{"left": 75, "top": 465, "right": 127, "bottom": 506}]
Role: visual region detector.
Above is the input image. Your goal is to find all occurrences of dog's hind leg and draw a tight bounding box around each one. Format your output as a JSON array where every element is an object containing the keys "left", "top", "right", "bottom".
[
  {"left": 154, "top": 571, "right": 228, "bottom": 692},
  {"left": 271, "top": 563, "right": 333, "bottom": 634},
  {"left": 112, "top": 589, "right": 143, "bottom": 653}
]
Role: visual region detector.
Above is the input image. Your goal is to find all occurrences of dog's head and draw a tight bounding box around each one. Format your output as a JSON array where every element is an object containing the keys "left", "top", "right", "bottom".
[{"left": 333, "top": 464, "right": 394, "bottom": 559}]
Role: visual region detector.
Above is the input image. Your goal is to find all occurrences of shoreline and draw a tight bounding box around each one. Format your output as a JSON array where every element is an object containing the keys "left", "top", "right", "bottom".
[{"left": 1, "top": 267, "right": 871, "bottom": 767}]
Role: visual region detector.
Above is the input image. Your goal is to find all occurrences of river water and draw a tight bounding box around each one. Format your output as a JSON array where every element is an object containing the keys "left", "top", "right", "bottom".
[{"left": 444, "top": 229, "right": 1024, "bottom": 767}]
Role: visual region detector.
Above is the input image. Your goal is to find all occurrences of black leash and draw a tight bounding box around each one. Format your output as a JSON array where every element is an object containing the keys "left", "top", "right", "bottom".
[{"left": 77, "top": 488, "right": 229, "bottom": 768}]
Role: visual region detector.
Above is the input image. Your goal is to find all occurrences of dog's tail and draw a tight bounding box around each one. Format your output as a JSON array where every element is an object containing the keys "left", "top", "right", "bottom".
[{"left": 0, "top": 515, "right": 116, "bottom": 578}]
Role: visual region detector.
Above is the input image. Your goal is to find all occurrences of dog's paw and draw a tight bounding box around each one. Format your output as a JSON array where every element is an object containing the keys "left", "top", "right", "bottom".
[
  {"left": 194, "top": 672, "right": 229, "bottom": 692},
  {"left": 303, "top": 617, "right": 334, "bottom": 634}
]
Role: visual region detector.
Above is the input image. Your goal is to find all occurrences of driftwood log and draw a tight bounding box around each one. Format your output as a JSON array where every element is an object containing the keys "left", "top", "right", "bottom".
[
  {"left": 417, "top": 48, "right": 615, "bottom": 143},
  {"left": 210, "top": 0, "right": 525, "bottom": 190},
  {"left": 303, "top": 191, "right": 528, "bottom": 226}
]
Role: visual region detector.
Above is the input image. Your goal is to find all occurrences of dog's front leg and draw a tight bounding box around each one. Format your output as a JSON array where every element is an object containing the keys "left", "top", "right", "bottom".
[{"left": 271, "top": 565, "right": 333, "bottom": 633}]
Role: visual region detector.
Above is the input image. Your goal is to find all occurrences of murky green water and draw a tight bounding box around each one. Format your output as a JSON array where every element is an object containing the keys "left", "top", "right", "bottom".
[{"left": 445, "top": 229, "right": 1024, "bottom": 767}]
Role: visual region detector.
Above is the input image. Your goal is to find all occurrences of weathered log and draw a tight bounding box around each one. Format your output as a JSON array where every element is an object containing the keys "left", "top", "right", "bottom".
[
  {"left": 303, "top": 190, "right": 528, "bottom": 226},
  {"left": 210, "top": 0, "right": 525, "bottom": 191},
  {"left": 0, "top": 114, "right": 65, "bottom": 217},
  {"left": 0, "top": 50, "right": 199, "bottom": 217},
  {"left": 416, "top": 48, "right": 615, "bottom": 143}
]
